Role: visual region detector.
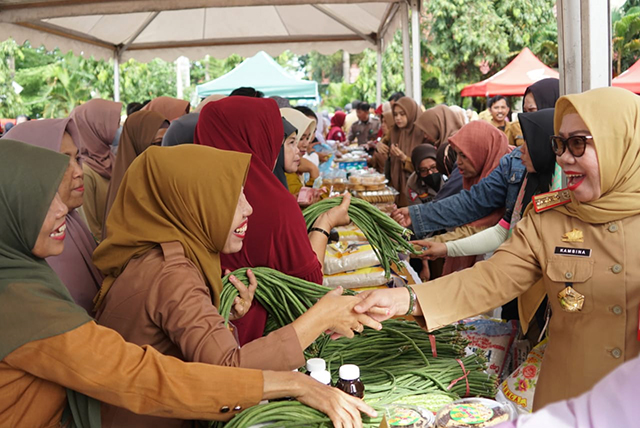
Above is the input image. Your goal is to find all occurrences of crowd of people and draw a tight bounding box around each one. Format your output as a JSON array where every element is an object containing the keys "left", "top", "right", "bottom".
[{"left": 1, "top": 74, "right": 639, "bottom": 428}]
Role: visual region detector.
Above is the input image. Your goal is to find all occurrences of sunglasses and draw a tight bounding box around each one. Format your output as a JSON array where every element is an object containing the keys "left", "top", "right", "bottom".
[{"left": 550, "top": 135, "right": 593, "bottom": 158}]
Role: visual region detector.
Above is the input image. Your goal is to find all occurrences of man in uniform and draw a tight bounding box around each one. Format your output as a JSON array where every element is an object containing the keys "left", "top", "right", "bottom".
[{"left": 347, "top": 102, "right": 380, "bottom": 147}]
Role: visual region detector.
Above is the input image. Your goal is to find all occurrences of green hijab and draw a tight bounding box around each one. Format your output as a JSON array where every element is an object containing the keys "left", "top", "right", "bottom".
[{"left": 0, "top": 140, "right": 97, "bottom": 426}]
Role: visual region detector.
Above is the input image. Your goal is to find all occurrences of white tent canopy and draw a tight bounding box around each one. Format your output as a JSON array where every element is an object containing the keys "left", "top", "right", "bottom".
[{"left": 0, "top": 0, "right": 402, "bottom": 62}]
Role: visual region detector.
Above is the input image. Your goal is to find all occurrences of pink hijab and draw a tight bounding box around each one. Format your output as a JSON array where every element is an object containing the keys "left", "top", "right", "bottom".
[
  {"left": 2, "top": 118, "right": 104, "bottom": 313},
  {"left": 141, "top": 96, "right": 190, "bottom": 121},
  {"left": 70, "top": 99, "right": 122, "bottom": 179}
]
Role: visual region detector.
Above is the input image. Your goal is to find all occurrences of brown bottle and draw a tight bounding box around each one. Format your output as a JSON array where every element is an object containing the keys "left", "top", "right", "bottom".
[{"left": 335, "top": 364, "right": 364, "bottom": 399}]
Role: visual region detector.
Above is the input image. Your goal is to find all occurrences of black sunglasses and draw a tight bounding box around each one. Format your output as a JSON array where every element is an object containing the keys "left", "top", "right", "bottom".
[{"left": 550, "top": 135, "right": 593, "bottom": 158}]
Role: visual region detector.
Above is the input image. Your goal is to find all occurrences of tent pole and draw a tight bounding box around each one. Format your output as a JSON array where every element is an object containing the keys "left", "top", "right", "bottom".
[
  {"left": 113, "top": 50, "right": 120, "bottom": 102},
  {"left": 410, "top": 0, "right": 421, "bottom": 104},
  {"left": 343, "top": 50, "right": 351, "bottom": 84},
  {"left": 376, "top": 42, "right": 382, "bottom": 106},
  {"left": 401, "top": 1, "right": 412, "bottom": 97}
]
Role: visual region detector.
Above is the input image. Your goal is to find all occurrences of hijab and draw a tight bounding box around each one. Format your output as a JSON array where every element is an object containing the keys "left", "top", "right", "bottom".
[
  {"left": 103, "top": 111, "right": 169, "bottom": 238},
  {"left": 436, "top": 142, "right": 457, "bottom": 176},
  {"left": 0, "top": 139, "right": 92, "bottom": 359},
  {"left": 410, "top": 144, "right": 441, "bottom": 191},
  {"left": 93, "top": 145, "right": 251, "bottom": 309},
  {"left": 194, "top": 94, "right": 226, "bottom": 113},
  {"left": 390, "top": 97, "right": 425, "bottom": 206},
  {"left": 523, "top": 78, "right": 560, "bottom": 111},
  {"left": 273, "top": 118, "right": 297, "bottom": 189},
  {"left": 70, "top": 98, "right": 122, "bottom": 179},
  {"left": 553, "top": 87, "right": 640, "bottom": 223},
  {"left": 161, "top": 112, "right": 199, "bottom": 147},
  {"left": 414, "top": 105, "right": 464, "bottom": 147},
  {"left": 448, "top": 120, "right": 510, "bottom": 227},
  {"left": 195, "top": 97, "right": 323, "bottom": 281},
  {"left": 141, "top": 96, "right": 190, "bottom": 121},
  {"left": 3, "top": 119, "right": 104, "bottom": 313},
  {"left": 519, "top": 109, "right": 556, "bottom": 213},
  {"left": 331, "top": 111, "right": 346, "bottom": 128},
  {"left": 281, "top": 107, "right": 316, "bottom": 145}
]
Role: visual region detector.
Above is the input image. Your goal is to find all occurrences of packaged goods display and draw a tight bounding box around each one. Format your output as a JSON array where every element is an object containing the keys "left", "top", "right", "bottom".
[
  {"left": 382, "top": 405, "right": 435, "bottom": 428},
  {"left": 435, "top": 398, "right": 515, "bottom": 427},
  {"left": 323, "top": 243, "right": 381, "bottom": 276}
]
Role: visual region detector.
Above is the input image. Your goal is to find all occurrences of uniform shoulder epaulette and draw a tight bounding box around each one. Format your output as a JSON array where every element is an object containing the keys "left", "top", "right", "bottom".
[{"left": 532, "top": 188, "right": 571, "bottom": 213}]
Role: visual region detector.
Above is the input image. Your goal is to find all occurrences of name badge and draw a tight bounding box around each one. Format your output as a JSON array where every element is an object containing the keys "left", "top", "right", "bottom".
[{"left": 554, "top": 247, "right": 592, "bottom": 257}]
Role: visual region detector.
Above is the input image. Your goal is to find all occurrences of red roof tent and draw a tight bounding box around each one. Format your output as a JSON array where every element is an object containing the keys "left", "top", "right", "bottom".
[
  {"left": 461, "top": 48, "right": 559, "bottom": 97},
  {"left": 613, "top": 58, "right": 640, "bottom": 94}
]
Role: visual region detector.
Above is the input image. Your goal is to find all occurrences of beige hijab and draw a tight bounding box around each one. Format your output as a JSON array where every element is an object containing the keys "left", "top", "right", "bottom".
[
  {"left": 280, "top": 108, "right": 317, "bottom": 145},
  {"left": 194, "top": 94, "right": 227, "bottom": 113},
  {"left": 415, "top": 105, "right": 465, "bottom": 147},
  {"left": 554, "top": 87, "right": 640, "bottom": 223}
]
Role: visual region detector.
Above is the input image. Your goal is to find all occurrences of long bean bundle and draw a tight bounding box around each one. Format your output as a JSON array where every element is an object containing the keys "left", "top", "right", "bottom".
[{"left": 302, "top": 197, "right": 419, "bottom": 276}]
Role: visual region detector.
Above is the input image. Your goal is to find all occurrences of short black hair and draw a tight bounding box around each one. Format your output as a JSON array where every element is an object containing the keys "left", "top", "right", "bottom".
[
  {"left": 357, "top": 103, "right": 370, "bottom": 112},
  {"left": 294, "top": 105, "right": 317, "bottom": 121},
  {"left": 388, "top": 92, "right": 405, "bottom": 102},
  {"left": 488, "top": 95, "right": 508, "bottom": 108},
  {"left": 126, "top": 102, "right": 144, "bottom": 116},
  {"left": 230, "top": 87, "right": 264, "bottom": 98}
]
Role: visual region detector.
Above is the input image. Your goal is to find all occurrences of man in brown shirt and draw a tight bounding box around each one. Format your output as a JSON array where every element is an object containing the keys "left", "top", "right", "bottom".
[{"left": 348, "top": 102, "right": 380, "bottom": 146}]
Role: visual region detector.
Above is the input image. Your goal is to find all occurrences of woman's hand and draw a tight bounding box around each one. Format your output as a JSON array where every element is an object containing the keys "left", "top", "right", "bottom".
[
  {"left": 411, "top": 239, "right": 448, "bottom": 260},
  {"left": 389, "top": 144, "right": 407, "bottom": 162},
  {"left": 376, "top": 143, "right": 389, "bottom": 155},
  {"left": 262, "top": 371, "right": 377, "bottom": 428},
  {"left": 295, "top": 374, "right": 377, "bottom": 428},
  {"left": 317, "top": 193, "right": 352, "bottom": 229},
  {"left": 391, "top": 207, "right": 412, "bottom": 227},
  {"left": 227, "top": 269, "right": 258, "bottom": 320},
  {"left": 353, "top": 287, "right": 421, "bottom": 322},
  {"left": 307, "top": 287, "right": 382, "bottom": 338}
]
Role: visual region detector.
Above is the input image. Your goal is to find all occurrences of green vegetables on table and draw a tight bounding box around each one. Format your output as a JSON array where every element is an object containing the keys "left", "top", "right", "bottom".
[
  {"left": 215, "top": 268, "right": 498, "bottom": 428},
  {"left": 302, "top": 197, "right": 419, "bottom": 277}
]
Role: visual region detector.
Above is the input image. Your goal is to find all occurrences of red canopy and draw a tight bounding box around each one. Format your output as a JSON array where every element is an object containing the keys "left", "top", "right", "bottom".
[
  {"left": 613, "top": 58, "right": 640, "bottom": 94},
  {"left": 461, "top": 48, "right": 559, "bottom": 97}
]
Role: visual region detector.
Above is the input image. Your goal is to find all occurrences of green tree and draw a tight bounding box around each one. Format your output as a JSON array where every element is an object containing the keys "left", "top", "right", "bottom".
[
  {"left": 612, "top": 6, "right": 640, "bottom": 76},
  {"left": 0, "top": 39, "right": 25, "bottom": 117}
]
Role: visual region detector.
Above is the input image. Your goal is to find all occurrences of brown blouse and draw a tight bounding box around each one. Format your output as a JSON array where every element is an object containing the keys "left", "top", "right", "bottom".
[{"left": 97, "top": 242, "right": 305, "bottom": 427}]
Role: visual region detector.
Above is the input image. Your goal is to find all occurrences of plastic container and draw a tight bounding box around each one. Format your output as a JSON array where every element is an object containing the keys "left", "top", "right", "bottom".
[
  {"left": 382, "top": 404, "right": 435, "bottom": 428},
  {"left": 335, "top": 364, "right": 364, "bottom": 398},
  {"left": 305, "top": 358, "right": 326, "bottom": 374},
  {"left": 435, "top": 398, "right": 516, "bottom": 427},
  {"left": 309, "top": 369, "right": 332, "bottom": 386}
]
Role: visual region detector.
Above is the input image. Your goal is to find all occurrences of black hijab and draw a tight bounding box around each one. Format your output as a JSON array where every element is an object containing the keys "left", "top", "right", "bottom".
[
  {"left": 411, "top": 144, "right": 441, "bottom": 191},
  {"left": 273, "top": 118, "right": 297, "bottom": 189},
  {"left": 435, "top": 142, "right": 457, "bottom": 176},
  {"left": 523, "top": 78, "right": 560, "bottom": 111},
  {"left": 519, "top": 108, "right": 556, "bottom": 213}
]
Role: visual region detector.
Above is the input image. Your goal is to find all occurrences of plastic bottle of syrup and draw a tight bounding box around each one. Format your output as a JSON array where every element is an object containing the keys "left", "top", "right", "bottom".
[
  {"left": 310, "top": 369, "right": 332, "bottom": 386},
  {"left": 335, "top": 364, "right": 364, "bottom": 398},
  {"left": 305, "top": 358, "right": 326, "bottom": 375}
]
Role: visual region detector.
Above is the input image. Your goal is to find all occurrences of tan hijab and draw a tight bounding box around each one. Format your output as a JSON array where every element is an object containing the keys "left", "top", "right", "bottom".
[
  {"left": 554, "top": 87, "right": 640, "bottom": 223},
  {"left": 194, "top": 94, "right": 226, "bottom": 112},
  {"left": 103, "top": 111, "right": 169, "bottom": 238},
  {"left": 141, "top": 96, "right": 190, "bottom": 121},
  {"left": 93, "top": 145, "right": 251, "bottom": 309},
  {"left": 280, "top": 108, "right": 317, "bottom": 145},
  {"left": 415, "top": 105, "right": 465, "bottom": 147},
  {"left": 70, "top": 98, "right": 122, "bottom": 179}
]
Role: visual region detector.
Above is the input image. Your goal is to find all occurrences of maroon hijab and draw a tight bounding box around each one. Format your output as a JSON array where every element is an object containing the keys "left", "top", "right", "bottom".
[
  {"left": 2, "top": 118, "right": 103, "bottom": 313},
  {"left": 195, "top": 96, "right": 323, "bottom": 344}
]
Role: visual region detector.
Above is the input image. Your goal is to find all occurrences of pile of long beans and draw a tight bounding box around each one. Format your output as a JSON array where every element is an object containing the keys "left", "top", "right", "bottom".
[
  {"left": 219, "top": 267, "right": 355, "bottom": 328},
  {"left": 302, "top": 197, "right": 419, "bottom": 277}
]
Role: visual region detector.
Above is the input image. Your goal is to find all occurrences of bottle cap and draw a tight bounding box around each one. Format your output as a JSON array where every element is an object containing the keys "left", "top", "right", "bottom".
[
  {"left": 339, "top": 364, "right": 360, "bottom": 381},
  {"left": 306, "top": 358, "right": 326, "bottom": 373},
  {"left": 310, "top": 370, "right": 332, "bottom": 385}
]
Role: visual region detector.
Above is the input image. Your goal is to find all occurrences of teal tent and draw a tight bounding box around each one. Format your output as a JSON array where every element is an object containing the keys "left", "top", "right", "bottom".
[{"left": 196, "top": 51, "right": 318, "bottom": 100}]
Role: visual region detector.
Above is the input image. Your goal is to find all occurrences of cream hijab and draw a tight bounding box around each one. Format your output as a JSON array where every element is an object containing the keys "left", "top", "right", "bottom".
[
  {"left": 280, "top": 108, "right": 316, "bottom": 145},
  {"left": 554, "top": 87, "right": 640, "bottom": 223}
]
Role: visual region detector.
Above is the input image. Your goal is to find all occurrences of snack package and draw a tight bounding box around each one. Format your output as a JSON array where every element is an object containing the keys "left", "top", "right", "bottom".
[
  {"left": 496, "top": 339, "right": 547, "bottom": 414},
  {"left": 461, "top": 318, "right": 518, "bottom": 378},
  {"left": 381, "top": 405, "right": 435, "bottom": 428},
  {"left": 323, "top": 243, "right": 381, "bottom": 275},
  {"left": 323, "top": 266, "right": 388, "bottom": 289},
  {"left": 435, "top": 398, "right": 515, "bottom": 427},
  {"left": 334, "top": 224, "right": 368, "bottom": 243}
]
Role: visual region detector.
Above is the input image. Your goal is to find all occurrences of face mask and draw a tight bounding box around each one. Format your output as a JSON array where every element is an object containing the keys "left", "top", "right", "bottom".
[{"left": 421, "top": 173, "right": 443, "bottom": 192}]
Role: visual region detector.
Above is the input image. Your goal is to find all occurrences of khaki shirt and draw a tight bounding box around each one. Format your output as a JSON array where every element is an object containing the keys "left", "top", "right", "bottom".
[
  {"left": 348, "top": 117, "right": 381, "bottom": 145},
  {"left": 415, "top": 209, "right": 640, "bottom": 410}
]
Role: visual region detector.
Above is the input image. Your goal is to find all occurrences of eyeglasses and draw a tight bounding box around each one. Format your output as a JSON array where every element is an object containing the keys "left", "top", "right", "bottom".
[
  {"left": 550, "top": 135, "right": 593, "bottom": 158},
  {"left": 418, "top": 166, "right": 439, "bottom": 175}
]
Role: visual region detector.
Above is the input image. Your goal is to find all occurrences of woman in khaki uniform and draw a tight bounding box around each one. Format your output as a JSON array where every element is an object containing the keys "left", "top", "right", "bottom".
[{"left": 354, "top": 87, "right": 640, "bottom": 410}]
